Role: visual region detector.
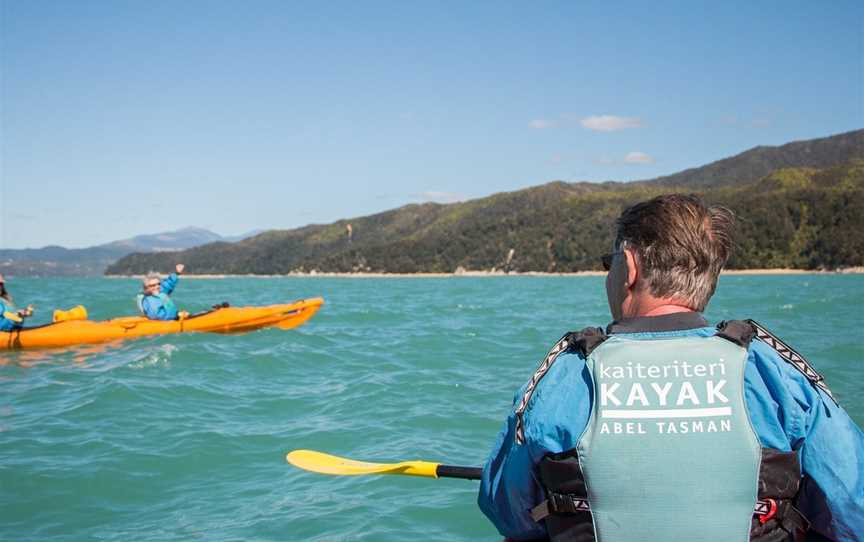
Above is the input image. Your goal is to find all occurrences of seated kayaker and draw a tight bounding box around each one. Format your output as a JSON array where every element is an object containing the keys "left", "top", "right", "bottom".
[
  {"left": 0, "top": 274, "right": 34, "bottom": 331},
  {"left": 137, "top": 264, "right": 186, "bottom": 321}
]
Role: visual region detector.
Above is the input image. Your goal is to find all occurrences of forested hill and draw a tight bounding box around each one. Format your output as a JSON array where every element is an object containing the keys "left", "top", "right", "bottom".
[
  {"left": 639, "top": 128, "right": 863, "bottom": 188},
  {"left": 107, "top": 131, "right": 864, "bottom": 275}
]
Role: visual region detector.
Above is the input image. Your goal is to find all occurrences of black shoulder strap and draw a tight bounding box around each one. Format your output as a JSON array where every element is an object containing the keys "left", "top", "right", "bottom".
[
  {"left": 514, "top": 327, "right": 607, "bottom": 445},
  {"left": 716, "top": 319, "right": 756, "bottom": 348},
  {"left": 746, "top": 319, "right": 838, "bottom": 406}
]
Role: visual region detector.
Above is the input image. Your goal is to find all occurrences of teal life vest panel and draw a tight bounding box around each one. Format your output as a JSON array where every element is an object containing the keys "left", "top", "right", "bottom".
[
  {"left": 574, "top": 334, "right": 761, "bottom": 540},
  {"left": 528, "top": 322, "right": 810, "bottom": 542}
]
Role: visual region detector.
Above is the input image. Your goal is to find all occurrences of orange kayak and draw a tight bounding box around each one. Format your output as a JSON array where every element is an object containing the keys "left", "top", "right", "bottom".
[{"left": 0, "top": 297, "right": 324, "bottom": 350}]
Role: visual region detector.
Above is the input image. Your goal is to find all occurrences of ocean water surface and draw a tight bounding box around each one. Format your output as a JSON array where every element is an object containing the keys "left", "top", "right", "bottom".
[{"left": 1, "top": 275, "right": 862, "bottom": 541}]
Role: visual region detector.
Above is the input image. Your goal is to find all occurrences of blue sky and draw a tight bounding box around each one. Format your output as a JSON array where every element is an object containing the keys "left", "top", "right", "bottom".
[{"left": 1, "top": 1, "right": 861, "bottom": 249}]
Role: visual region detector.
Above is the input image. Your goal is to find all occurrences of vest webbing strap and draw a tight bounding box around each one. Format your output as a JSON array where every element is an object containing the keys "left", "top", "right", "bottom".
[
  {"left": 746, "top": 319, "right": 838, "bottom": 405},
  {"left": 514, "top": 333, "right": 572, "bottom": 445},
  {"left": 514, "top": 328, "right": 607, "bottom": 445},
  {"left": 531, "top": 493, "right": 779, "bottom": 522}
]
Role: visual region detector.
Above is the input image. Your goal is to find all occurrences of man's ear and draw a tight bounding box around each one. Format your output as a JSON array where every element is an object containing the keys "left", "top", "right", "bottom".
[{"left": 623, "top": 248, "right": 639, "bottom": 289}]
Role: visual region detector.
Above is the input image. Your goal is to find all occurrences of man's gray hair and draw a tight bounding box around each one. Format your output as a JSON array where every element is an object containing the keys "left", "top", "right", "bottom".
[
  {"left": 142, "top": 272, "right": 161, "bottom": 289},
  {"left": 615, "top": 194, "right": 735, "bottom": 312}
]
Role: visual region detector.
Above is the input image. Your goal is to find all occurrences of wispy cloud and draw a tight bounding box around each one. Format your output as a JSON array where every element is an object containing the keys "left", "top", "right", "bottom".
[
  {"left": 718, "top": 113, "right": 775, "bottom": 128},
  {"left": 11, "top": 212, "right": 37, "bottom": 221},
  {"left": 624, "top": 151, "right": 654, "bottom": 164},
  {"left": 581, "top": 115, "right": 642, "bottom": 132},
  {"left": 593, "top": 152, "right": 655, "bottom": 166},
  {"left": 529, "top": 119, "right": 558, "bottom": 129}
]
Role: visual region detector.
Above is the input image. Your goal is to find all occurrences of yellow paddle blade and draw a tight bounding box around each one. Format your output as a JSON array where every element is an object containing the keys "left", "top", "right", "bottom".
[{"left": 286, "top": 450, "right": 439, "bottom": 478}]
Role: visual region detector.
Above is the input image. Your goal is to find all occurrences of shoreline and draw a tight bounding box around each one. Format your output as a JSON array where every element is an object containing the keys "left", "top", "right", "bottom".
[{"left": 104, "top": 267, "right": 864, "bottom": 279}]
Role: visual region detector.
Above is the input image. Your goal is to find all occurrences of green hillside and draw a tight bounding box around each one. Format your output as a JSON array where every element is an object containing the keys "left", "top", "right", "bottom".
[
  {"left": 639, "top": 128, "right": 863, "bottom": 188},
  {"left": 106, "top": 155, "right": 864, "bottom": 274}
]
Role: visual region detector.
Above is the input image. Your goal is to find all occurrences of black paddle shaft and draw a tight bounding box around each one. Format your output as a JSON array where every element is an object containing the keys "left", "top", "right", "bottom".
[{"left": 436, "top": 465, "right": 482, "bottom": 480}]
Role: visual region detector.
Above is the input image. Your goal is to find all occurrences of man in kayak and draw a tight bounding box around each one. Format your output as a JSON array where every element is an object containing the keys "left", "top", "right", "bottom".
[
  {"left": 137, "top": 264, "right": 186, "bottom": 320},
  {"left": 0, "top": 274, "right": 34, "bottom": 331},
  {"left": 477, "top": 195, "right": 863, "bottom": 541}
]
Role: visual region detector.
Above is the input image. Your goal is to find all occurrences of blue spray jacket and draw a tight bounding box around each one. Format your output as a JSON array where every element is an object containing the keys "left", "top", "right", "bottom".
[
  {"left": 137, "top": 273, "right": 180, "bottom": 321},
  {"left": 477, "top": 313, "right": 864, "bottom": 541},
  {"left": 0, "top": 299, "right": 23, "bottom": 331}
]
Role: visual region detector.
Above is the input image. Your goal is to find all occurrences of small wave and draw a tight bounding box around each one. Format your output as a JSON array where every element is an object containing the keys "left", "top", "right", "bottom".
[{"left": 127, "top": 344, "right": 178, "bottom": 369}]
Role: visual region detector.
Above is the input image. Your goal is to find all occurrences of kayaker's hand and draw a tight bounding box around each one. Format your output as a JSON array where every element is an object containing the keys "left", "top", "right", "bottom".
[
  {"left": 178, "top": 310, "right": 189, "bottom": 320},
  {"left": 20, "top": 305, "right": 34, "bottom": 317},
  {"left": 175, "top": 264, "right": 185, "bottom": 274}
]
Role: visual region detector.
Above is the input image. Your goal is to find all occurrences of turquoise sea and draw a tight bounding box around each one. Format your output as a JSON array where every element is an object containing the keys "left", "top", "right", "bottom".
[{"left": 1, "top": 275, "right": 862, "bottom": 541}]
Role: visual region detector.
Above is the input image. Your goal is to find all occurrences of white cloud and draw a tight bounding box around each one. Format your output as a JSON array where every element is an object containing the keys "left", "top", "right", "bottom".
[
  {"left": 580, "top": 115, "right": 642, "bottom": 132},
  {"left": 624, "top": 151, "right": 654, "bottom": 164},
  {"left": 529, "top": 119, "right": 558, "bottom": 129},
  {"left": 592, "top": 152, "right": 655, "bottom": 166}
]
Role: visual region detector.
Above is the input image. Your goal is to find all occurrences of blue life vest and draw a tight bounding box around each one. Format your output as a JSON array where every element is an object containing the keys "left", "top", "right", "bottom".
[{"left": 136, "top": 292, "right": 179, "bottom": 321}]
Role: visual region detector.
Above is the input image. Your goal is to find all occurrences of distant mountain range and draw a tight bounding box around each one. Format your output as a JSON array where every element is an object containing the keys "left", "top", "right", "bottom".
[
  {"left": 106, "top": 129, "right": 864, "bottom": 275},
  {"left": 0, "top": 227, "right": 262, "bottom": 277}
]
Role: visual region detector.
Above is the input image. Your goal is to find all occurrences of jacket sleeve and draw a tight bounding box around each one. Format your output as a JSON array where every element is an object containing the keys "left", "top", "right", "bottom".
[
  {"left": 478, "top": 354, "right": 592, "bottom": 540},
  {"left": 751, "top": 342, "right": 864, "bottom": 541},
  {"left": 477, "top": 390, "right": 549, "bottom": 541},
  {"left": 160, "top": 273, "right": 179, "bottom": 295},
  {"left": 794, "top": 380, "right": 864, "bottom": 541}
]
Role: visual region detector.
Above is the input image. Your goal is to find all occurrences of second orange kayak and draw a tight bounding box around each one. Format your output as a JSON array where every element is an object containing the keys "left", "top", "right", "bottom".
[{"left": 0, "top": 297, "right": 324, "bottom": 350}]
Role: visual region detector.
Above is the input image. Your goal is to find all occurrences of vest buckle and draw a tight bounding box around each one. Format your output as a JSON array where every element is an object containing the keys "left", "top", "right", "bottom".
[
  {"left": 549, "top": 492, "right": 590, "bottom": 514},
  {"left": 756, "top": 498, "right": 778, "bottom": 524}
]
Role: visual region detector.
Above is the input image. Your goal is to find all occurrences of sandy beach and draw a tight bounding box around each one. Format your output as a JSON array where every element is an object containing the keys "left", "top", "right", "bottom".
[{"left": 106, "top": 267, "right": 864, "bottom": 279}]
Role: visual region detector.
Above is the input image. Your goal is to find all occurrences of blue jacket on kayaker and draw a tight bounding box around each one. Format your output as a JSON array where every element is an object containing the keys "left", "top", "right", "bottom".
[
  {"left": 137, "top": 264, "right": 185, "bottom": 321},
  {"left": 0, "top": 274, "right": 34, "bottom": 332},
  {"left": 478, "top": 314, "right": 864, "bottom": 541},
  {"left": 477, "top": 195, "right": 864, "bottom": 542}
]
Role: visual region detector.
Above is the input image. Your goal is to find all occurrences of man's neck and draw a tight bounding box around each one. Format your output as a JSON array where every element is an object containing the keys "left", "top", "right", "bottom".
[
  {"left": 623, "top": 296, "right": 695, "bottom": 318},
  {"left": 642, "top": 304, "right": 694, "bottom": 316}
]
